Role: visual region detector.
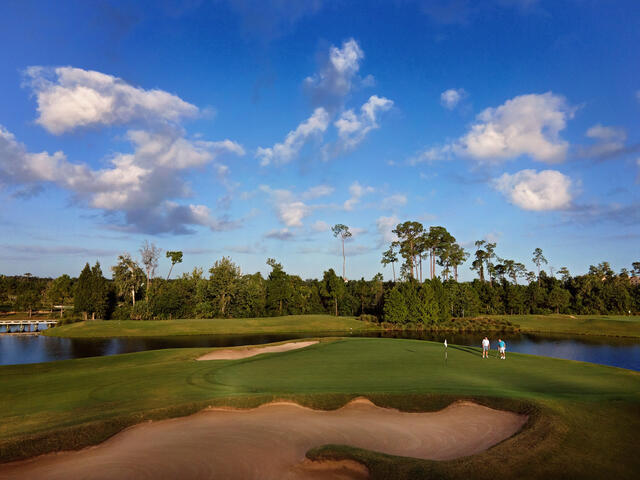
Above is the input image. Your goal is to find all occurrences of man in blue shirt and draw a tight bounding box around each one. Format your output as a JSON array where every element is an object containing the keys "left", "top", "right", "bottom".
[{"left": 498, "top": 338, "right": 506, "bottom": 359}]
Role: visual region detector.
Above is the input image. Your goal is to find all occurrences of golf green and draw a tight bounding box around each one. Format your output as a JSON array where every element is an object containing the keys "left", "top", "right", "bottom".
[{"left": 1, "top": 338, "right": 638, "bottom": 479}]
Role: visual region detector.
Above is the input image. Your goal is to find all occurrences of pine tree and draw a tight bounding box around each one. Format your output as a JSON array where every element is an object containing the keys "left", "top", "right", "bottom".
[{"left": 74, "top": 263, "right": 92, "bottom": 320}]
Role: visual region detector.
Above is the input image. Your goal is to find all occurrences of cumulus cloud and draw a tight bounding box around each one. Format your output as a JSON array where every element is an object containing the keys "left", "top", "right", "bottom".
[
  {"left": 376, "top": 215, "right": 399, "bottom": 245},
  {"left": 260, "top": 184, "right": 331, "bottom": 227},
  {"left": 25, "top": 67, "right": 198, "bottom": 134},
  {"left": 381, "top": 194, "right": 407, "bottom": 209},
  {"left": 312, "top": 220, "right": 330, "bottom": 232},
  {"left": 333, "top": 95, "right": 393, "bottom": 152},
  {"left": 580, "top": 124, "right": 627, "bottom": 159},
  {"left": 256, "top": 107, "right": 329, "bottom": 166},
  {"left": 0, "top": 125, "right": 244, "bottom": 234},
  {"left": 456, "top": 92, "right": 573, "bottom": 164},
  {"left": 492, "top": 169, "right": 572, "bottom": 211},
  {"left": 343, "top": 181, "right": 375, "bottom": 211},
  {"left": 304, "top": 38, "right": 365, "bottom": 109},
  {"left": 440, "top": 88, "right": 467, "bottom": 109}
]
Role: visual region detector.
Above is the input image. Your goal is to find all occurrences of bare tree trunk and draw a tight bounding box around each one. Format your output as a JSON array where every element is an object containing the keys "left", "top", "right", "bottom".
[
  {"left": 409, "top": 240, "right": 415, "bottom": 279},
  {"left": 419, "top": 257, "right": 423, "bottom": 283},
  {"left": 392, "top": 262, "right": 396, "bottom": 282},
  {"left": 131, "top": 287, "right": 136, "bottom": 306},
  {"left": 92, "top": 312, "right": 95, "bottom": 320},
  {"left": 166, "top": 264, "right": 174, "bottom": 281},
  {"left": 342, "top": 238, "right": 346, "bottom": 281},
  {"left": 454, "top": 265, "right": 458, "bottom": 282}
]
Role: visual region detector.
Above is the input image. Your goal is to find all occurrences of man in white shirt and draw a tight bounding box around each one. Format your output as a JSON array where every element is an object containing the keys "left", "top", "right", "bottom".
[{"left": 482, "top": 336, "right": 490, "bottom": 358}]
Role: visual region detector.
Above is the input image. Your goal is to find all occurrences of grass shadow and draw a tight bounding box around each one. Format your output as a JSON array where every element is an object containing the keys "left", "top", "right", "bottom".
[{"left": 448, "top": 345, "right": 482, "bottom": 357}]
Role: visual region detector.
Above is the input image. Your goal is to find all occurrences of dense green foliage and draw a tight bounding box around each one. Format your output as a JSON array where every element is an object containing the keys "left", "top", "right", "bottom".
[
  {"left": 2, "top": 260, "right": 640, "bottom": 323},
  {"left": 0, "top": 338, "right": 638, "bottom": 478},
  {"left": 1, "top": 226, "right": 639, "bottom": 323}
]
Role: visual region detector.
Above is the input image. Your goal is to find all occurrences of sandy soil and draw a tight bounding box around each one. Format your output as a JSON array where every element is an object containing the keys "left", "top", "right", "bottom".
[
  {"left": 0, "top": 399, "right": 527, "bottom": 480},
  {"left": 196, "top": 341, "right": 319, "bottom": 360}
]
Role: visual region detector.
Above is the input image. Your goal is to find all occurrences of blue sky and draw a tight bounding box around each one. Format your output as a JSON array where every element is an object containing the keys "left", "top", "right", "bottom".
[{"left": 0, "top": 0, "right": 638, "bottom": 281}]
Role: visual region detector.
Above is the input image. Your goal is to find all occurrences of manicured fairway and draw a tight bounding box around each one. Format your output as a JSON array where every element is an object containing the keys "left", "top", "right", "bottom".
[
  {"left": 1, "top": 338, "right": 639, "bottom": 479},
  {"left": 492, "top": 314, "right": 640, "bottom": 337},
  {"left": 43, "top": 314, "right": 378, "bottom": 338}
]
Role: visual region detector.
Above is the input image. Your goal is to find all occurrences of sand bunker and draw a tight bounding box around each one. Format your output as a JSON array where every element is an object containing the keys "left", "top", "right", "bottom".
[
  {"left": 197, "top": 341, "right": 319, "bottom": 360},
  {"left": 0, "top": 399, "right": 526, "bottom": 480}
]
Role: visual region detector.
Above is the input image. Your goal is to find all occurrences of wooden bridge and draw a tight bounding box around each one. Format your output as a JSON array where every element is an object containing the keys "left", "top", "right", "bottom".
[{"left": 0, "top": 320, "right": 58, "bottom": 333}]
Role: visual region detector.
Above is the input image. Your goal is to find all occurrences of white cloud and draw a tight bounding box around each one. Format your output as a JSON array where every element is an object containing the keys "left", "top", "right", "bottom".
[
  {"left": 312, "top": 220, "right": 330, "bottom": 232},
  {"left": 256, "top": 107, "right": 329, "bottom": 166},
  {"left": 304, "top": 38, "right": 365, "bottom": 108},
  {"left": 440, "top": 88, "right": 467, "bottom": 109},
  {"left": 302, "top": 184, "right": 334, "bottom": 199},
  {"left": 492, "top": 169, "right": 572, "bottom": 211},
  {"left": 259, "top": 184, "right": 333, "bottom": 227},
  {"left": 25, "top": 67, "right": 198, "bottom": 134},
  {"left": 343, "top": 181, "right": 375, "bottom": 211},
  {"left": 334, "top": 95, "right": 393, "bottom": 151},
  {"left": 581, "top": 124, "right": 627, "bottom": 158},
  {"left": 408, "top": 145, "right": 453, "bottom": 165},
  {"left": 264, "top": 228, "right": 296, "bottom": 240},
  {"left": 381, "top": 194, "right": 407, "bottom": 209},
  {"left": 456, "top": 92, "right": 572, "bottom": 164},
  {"left": 277, "top": 201, "right": 311, "bottom": 227},
  {"left": 0, "top": 125, "right": 244, "bottom": 234},
  {"left": 376, "top": 215, "right": 399, "bottom": 245}
]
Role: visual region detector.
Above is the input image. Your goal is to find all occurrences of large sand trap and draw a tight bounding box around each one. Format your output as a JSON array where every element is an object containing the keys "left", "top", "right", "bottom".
[
  {"left": 0, "top": 399, "right": 527, "bottom": 480},
  {"left": 197, "top": 341, "right": 319, "bottom": 360}
]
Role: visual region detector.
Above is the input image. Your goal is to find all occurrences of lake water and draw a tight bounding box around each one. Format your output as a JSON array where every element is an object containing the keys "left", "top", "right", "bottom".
[{"left": 1, "top": 327, "right": 639, "bottom": 370}]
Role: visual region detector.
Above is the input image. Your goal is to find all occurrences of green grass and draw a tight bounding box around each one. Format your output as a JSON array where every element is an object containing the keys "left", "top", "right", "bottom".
[
  {"left": 44, "top": 313, "right": 640, "bottom": 339},
  {"left": 43, "top": 314, "right": 379, "bottom": 338},
  {"left": 490, "top": 314, "right": 640, "bottom": 337},
  {"left": 1, "top": 338, "right": 639, "bottom": 478}
]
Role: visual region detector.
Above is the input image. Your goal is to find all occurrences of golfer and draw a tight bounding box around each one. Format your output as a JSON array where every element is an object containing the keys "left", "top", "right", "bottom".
[
  {"left": 498, "top": 338, "right": 506, "bottom": 359},
  {"left": 482, "top": 336, "right": 490, "bottom": 358}
]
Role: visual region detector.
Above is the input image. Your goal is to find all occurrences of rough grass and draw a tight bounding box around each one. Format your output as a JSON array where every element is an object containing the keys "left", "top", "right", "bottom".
[
  {"left": 1, "top": 337, "right": 639, "bottom": 478},
  {"left": 43, "top": 314, "right": 379, "bottom": 338},
  {"left": 42, "top": 313, "right": 640, "bottom": 339}
]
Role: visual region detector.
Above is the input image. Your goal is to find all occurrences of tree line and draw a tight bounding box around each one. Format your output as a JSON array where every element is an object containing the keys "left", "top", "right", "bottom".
[{"left": 1, "top": 221, "right": 639, "bottom": 323}]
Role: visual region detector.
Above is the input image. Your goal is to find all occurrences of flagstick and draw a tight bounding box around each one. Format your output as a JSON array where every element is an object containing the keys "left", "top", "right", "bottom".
[{"left": 444, "top": 339, "right": 448, "bottom": 365}]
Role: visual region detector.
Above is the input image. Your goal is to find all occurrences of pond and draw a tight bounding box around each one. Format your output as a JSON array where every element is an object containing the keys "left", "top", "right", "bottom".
[{"left": 1, "top": 327, "right": 639, "bottom": 370}]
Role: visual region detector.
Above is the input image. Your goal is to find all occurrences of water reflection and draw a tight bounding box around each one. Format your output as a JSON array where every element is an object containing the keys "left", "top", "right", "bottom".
[{"left": 1, "top": 329, "right": 639, "bottom": 371}]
